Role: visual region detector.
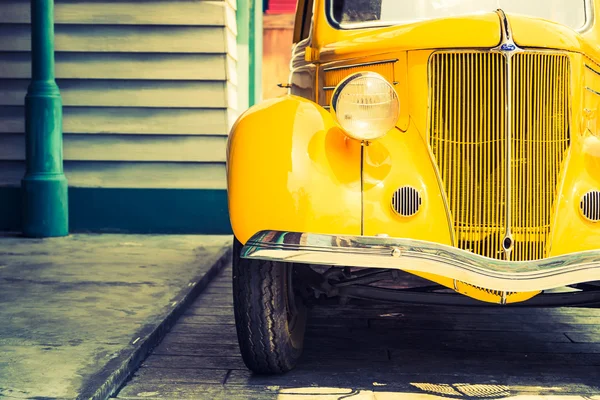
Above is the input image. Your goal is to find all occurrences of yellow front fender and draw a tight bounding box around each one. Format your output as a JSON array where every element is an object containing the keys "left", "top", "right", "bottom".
[{"left": 227, "top": 96, "right": 362, "bottom": 244}]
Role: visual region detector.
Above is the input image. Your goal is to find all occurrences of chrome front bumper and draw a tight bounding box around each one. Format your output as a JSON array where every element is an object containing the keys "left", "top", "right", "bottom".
[{"left": 241, "top": 231, "right": 600, "bottom": 292}]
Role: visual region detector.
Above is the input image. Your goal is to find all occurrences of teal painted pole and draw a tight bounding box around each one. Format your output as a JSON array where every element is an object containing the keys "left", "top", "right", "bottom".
[
  {"left": 22, "top": 0, "right": 69, "bottom": 237},
  {"left": 236, "top": 0, "right": 250, "bottom": 112},
  {"left": 248, "top": 0, "right": 263, "bottom": 106}
]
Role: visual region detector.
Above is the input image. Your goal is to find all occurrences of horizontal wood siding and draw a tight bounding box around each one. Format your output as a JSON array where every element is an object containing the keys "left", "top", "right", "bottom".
[
  {"left": 0, "top": 24, "right": 237, "bottom": 54},
  {"left": 0, "top": 80, "right": 235, "bottom": 108},
  {"left": 0, "top": 0, "right": 237, "bottom": 26},
  {"left": 1, "top": 161, "right": 226, "bottom": 189},
  {"left": 0, "top": 0, "right": 237, "bottom": 190},
  {"left": 0, "top": 106, "right": 236, "bottom": 135},
  {"left": 0, "top": 53, "right": 238, "bottom": 83},
  {"left": 0, "top": 134, "right": 228, "bottom": 162}
]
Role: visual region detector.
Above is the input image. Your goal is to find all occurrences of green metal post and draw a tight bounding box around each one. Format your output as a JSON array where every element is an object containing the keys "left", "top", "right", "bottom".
[
  {"left": 22, "top": 0, "right": 68, "bottom": 237},
  {"left": 236, "top": 0, "right": 250, "bottom": 112},
  {"left": 248, "top": 0, "right": 263, "bottom": 106}
]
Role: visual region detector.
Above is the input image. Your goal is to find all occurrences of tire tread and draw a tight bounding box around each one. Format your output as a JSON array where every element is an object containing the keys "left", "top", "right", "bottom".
[{"left": 232, "top": 239, "right": 303, "bottom": 374}]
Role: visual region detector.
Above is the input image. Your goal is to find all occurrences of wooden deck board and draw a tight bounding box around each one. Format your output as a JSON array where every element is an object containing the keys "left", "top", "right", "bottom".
[
  {"left": 116, "top": 264, "right": 600, "bottom": 399},
  {"left": 127, "top": 367, "right": 228, "bottom": 385}
]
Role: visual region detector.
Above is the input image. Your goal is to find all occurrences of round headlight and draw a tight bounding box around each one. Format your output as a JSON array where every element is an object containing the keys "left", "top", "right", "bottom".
[{"left": 331, "top": 72, "right": 400, "bottom": 141}]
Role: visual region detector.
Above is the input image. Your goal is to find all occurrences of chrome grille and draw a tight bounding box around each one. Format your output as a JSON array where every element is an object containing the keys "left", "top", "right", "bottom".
[{"left": 429, "top": 51, "right": 570, "bottom": 261}]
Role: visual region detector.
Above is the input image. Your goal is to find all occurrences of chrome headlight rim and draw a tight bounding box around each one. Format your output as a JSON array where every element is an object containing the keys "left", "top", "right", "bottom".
[{"left": 330, "top": 71, "right": 400, "bottom": 141}]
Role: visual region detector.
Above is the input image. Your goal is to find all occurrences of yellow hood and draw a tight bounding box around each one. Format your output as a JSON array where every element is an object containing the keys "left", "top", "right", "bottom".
[
  {"left": 317, "top": 13, "right": 501, "bottom": 61},
  {"left": 316, "top": 11, "right": 596, "bottom": 62}
]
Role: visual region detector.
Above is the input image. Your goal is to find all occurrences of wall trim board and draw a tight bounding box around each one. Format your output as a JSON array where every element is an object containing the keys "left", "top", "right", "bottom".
[
  {"left": 0, "top": 133, "right": 228, "bottom": 162},
  {"left": 0, "top": 187, "right": 232, "bottom": 234},
  {"left": 1, "top": 1, "right": 234, "bottom": 27},
  {"left": 0, "top": 106, "right": 234, "bottom": 135},
  {"left": 0, "top": 52, "right": 237, "bottom": 82},
  {"left": 0, "top": 24, "right": 233, "bottom": 54}
]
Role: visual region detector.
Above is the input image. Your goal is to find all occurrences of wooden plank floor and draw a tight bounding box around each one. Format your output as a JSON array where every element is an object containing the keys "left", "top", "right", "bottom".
[{"left": 115, "top": 264, "right": 600, "bottom": 399}]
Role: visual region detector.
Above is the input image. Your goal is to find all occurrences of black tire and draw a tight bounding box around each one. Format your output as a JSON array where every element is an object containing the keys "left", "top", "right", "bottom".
[{"left": 232, "top": 238, "right": 307, "bottom": 374}]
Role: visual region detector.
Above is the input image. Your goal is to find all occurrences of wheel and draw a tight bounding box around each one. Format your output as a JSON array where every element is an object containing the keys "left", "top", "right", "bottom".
[{"left": 232, "top": 237, "right": 307, "bottom": 374}]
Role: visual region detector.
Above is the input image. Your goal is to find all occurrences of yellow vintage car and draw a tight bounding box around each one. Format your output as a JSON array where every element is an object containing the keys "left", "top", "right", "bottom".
[{"left": 227, "top": 0, "right": 600, "bottom": 373}]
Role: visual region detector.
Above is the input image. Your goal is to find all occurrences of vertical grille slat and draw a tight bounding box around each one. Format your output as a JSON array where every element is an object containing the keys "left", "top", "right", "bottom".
[{"left": 429, "top": 51, "right": 570, "bottom": 261}]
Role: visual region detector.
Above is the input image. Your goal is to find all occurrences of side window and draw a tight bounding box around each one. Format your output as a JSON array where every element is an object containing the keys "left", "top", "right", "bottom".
[{"left": 293, "top": 0, "right": 314, "bottom": 43}]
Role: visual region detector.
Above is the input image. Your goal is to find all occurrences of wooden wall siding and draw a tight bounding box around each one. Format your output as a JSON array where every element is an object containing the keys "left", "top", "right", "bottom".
[
  {"left": 0, "top": 0, "right": 237, "bottom": 190},
  {"left": 0, "top": 25, "right": 237, "bottom": 54},
  {"left": 0, "top": 161, "right": 227, "bottom": 189},
  {"left": 1, "top": 1, "right": 237, "bottom": 27},
  {"left": 0, "top": 134, "right": 228, "bottom": 162},
  {"left": 0, "top": 106, "right": 234, "bottom": 135},
  {"left": 0, "top": 53, "right": 237, "bottom": 83},
  {"left": 0, "top": 80, "right": 235, "bottom": 108}
]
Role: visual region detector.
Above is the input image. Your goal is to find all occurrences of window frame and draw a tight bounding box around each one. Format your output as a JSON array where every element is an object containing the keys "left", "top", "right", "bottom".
[
  {"left": 324, "top": 0, "right": 594, "bottom": 33},
  {"left": 294, "top": 0, "right": 315, "bottom": 43}
]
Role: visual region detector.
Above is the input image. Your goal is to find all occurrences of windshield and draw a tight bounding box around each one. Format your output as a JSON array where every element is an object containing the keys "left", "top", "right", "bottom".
[{"left": 330, "top": 0, "right": 588, "bottom": 31}]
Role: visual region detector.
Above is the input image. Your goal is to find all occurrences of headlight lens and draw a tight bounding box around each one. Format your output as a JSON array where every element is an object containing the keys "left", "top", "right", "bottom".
[{"left": 331, "top": 72, "right": 400, "bottom": 141}]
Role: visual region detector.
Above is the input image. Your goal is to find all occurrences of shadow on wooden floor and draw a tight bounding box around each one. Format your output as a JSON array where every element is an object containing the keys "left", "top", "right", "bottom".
[{"left": 116, "top": 265, "right": 600, "bottom": 400}]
